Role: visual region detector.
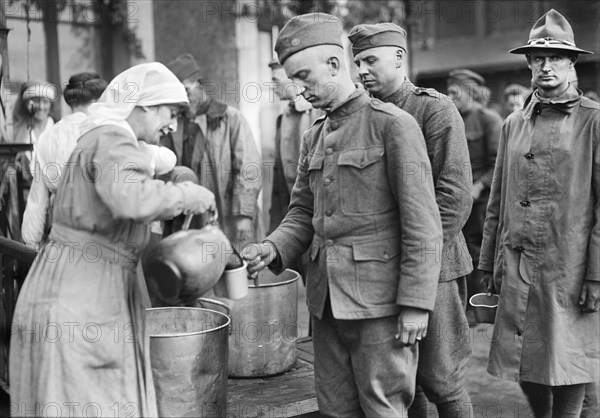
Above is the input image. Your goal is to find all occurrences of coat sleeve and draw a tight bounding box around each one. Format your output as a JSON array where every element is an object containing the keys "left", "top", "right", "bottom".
[
  {"left": 228, "top": 111, "right": 262, "bottom": 219},
  {"left": 480, "top": 110, "right": 503, "bottom": 188},
  {"left": 93, "top": 130, "right": 187, "bottom": 223},
  {"left": 21, "top": 160, "right": 51, "bottom": 248},
  {"left": 266, "top": 130, "right": 315, "bottom": 269},
  {"left": 478, "top": 120, "right": 509, "bottom": 273},
  {"left": 424, "top": 103, "right": 473, "bottom": 244},
  {"left": 586, "top": 129, "right": 600, "bottom": 282},
  {"left": 386, "top": 114, "right": 442, "bottom": 312}
]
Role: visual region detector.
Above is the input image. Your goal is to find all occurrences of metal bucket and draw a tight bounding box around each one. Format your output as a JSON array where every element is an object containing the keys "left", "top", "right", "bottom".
[
  {"left": 146, "top": 299, "right": 230, "bottom": 417},
  {"left": 224, "top": 269, "right": 299, "bottom": 377}
]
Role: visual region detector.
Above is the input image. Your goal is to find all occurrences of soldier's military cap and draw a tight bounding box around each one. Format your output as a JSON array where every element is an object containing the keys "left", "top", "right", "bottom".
[
  {"left": 510, "top": 9, "right": 592, "bottom": 55},
  {"left": 347, "top": 23, "right": 407, "bottom": 56},
  {"left": 274, "top": 13, "right": 343, "bottom": 64},
  {"left": 167, "top": 53, "right": 202, "bottom": 83},
  {"left": 447, "top": 69, "right": 485, "bottom": 86}
]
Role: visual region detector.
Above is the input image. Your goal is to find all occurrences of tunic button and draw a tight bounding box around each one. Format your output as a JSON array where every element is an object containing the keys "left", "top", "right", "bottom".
[
  {"left": 326, "top": 208, "right": 333, "bottom": 216},
  {"left": 324, "top": 178, "right": 331, "bottom": 186},
  {"left": 325, "top": 148, "right": 333, "bottom": 156},
  {"left": 516, "top": 330, "right": 522, "bottom": 337},
  {"left": 383, "top": 253, "right": 389, "bottom": 260},
  {"left": 520, "top": 200, "right": 530, "bottom": 207},
  {"left": 525, "top": 153, "right": 534, "bottom": 160},
  {"left": 329, "top": 122, "right": 338, "bottom": 131}
]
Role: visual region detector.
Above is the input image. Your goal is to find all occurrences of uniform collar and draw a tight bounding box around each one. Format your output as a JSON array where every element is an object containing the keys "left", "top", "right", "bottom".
[
  {"left": 327, "top": 84, "right": 369, "bottom": 120},
  {"left": 382, "top": 78, "right": 415, "bottom": 102},
  {"left": 522, "top": 83, "right": 582, "bottom": 119}
]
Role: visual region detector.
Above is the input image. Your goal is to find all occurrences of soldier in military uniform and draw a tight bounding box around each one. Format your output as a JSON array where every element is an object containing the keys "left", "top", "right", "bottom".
[
  {"left": 244, "top": 13, "right": 443, "bottom": 417},
  {"left": 349, "top": 23, "right": 474, "bottom": 418},
  {"left": 447, "top": 69, "right": 503, "bottom": 305}
]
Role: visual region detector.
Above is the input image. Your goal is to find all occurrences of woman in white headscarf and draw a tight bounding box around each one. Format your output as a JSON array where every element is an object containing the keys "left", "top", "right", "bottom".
[{"left": 9, "top": 63, "right": 215, "bottom": 417}]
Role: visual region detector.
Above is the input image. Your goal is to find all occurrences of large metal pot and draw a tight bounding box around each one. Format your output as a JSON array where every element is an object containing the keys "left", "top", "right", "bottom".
[
  {"left": 223, "top": 269, "right": 299, "bottom": 377},
  {"left": 146, "top": 298, "right": 230, "bottom": 417}
]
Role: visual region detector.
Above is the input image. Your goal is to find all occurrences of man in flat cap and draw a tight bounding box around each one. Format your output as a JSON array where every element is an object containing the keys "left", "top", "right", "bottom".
[
  {"left": 479, "top": 9, "right": 600, "bottom": 417},
  {"left": 244, "top": 12, "right": 442, "bottom": 417},
  {"left": 163, "top": 53, "right": 263, "bottom": 249},
  {"left": 349, "top": 22, "right": 473, "bottom": 418},
  {"left": 446, "top": 69, "right": 503, "bottom": 308}
]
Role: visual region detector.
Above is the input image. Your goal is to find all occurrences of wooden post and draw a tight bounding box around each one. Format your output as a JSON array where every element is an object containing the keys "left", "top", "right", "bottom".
[
  {"left": 42, "top": 0, "right": 62, "bottom": 117},
  {"left": 0, "top": 1, "right": 10, "bottom": 81}
]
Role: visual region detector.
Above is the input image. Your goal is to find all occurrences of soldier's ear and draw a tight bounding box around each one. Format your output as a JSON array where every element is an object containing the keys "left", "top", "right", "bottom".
[
  {"left": 395, "top": 48, "right": 405, "bottom": 69},
  {"left": 328, "top": 56, "right": 341, "bottom": 75}
]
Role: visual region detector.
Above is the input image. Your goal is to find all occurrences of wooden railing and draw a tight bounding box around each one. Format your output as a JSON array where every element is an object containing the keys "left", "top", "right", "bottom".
[{"left": 0, "top": 237, "right": 37, "bottom": 395}]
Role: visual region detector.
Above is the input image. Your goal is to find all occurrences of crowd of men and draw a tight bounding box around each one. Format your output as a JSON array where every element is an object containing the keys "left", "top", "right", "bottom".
[{"left": 2, "top": 6, "right": 598, "bottom": 418}]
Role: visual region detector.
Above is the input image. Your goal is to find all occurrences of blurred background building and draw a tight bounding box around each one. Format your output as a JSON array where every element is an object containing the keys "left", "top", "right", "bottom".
[{"left": 1, "top": 0, "right": 599, "bottom": 227}]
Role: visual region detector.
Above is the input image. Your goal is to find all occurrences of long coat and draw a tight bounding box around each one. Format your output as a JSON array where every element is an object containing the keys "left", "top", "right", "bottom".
[
  {"left": 479, "top": 87, "right": 600, "bottom": 385},
  {"left": 10, "top": 126, "right": 189, "bottom": 416},
  {"left": 162, "top": 99, "right": 263, "bottom": 247},
  {"left": 267, "top": 87, "right": 442, "bottom": 320},
  {"left": 270, "top": 100, "right": 320, "bottom": 234}
]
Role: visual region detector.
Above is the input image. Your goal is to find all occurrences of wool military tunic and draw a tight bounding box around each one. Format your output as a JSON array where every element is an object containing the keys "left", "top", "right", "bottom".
[
  {"left": 267, "top": 87, "right": 442, "bottom": 320},
  {"left": 383, "top": 80, "right": 473, "bottom": 281},
  {"left": 479, "top": 86, "right": 600, "bottom": 385}
]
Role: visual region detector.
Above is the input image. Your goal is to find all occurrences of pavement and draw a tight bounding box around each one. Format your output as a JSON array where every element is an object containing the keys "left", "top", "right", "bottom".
[{"left": 296, "top": 283, "right": 534, "bottom": 418}]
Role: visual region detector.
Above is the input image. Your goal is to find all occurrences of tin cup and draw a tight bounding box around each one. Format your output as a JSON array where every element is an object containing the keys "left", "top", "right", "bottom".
[
  {"left": 469, "top": 293, "right": 500, "bottom": 324},
  {"left": 216, "top": 262, "right": 249, "bottom": 300}
]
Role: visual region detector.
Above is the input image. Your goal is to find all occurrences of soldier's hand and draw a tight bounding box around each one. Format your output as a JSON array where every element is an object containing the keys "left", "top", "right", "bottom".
[
  {"left": 471, "top": 181, "right": 485, "bottom": 200},
  {"left": 579, "top": 280, "right": 600, "bottom": 313},
  {"left": 241, "top": 242, "right": 277, "bottom": 276},
  {"left": 480, "top": 271, "right": 495, "bottom": 295},
  {"left": 177, "top": 182, "right": 217, "bottom": 215},
  {"left": 396, "top": 307, "right": 429, "bottom": 347}
]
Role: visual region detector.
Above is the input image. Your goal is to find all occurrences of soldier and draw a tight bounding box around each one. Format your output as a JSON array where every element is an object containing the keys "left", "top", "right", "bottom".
[
  {"left": 480, "top": 9, "right": 600, "bottom": 417},
  {"left": 163, "top": 54, "right": 263, "bottom": 249},
  {"left": 244, "top": 13, "right": 443, "bottom": 417},
  {"left": 348, "top": 22, "right": 473, "bottom": 418},
  {"left": 447, "top": 69, "right": 503, "bottom": 306}
]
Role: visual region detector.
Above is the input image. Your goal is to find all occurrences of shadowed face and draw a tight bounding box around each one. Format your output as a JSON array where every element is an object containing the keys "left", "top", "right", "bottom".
[
  {"left": 271, "top": 67, "right": 299, "bottom": 101},
  {"left": 447, "top": 83, "right": 472, "bottom": 114},
  {"left": 353, "top": 47, "right": 402, "bottom": 99},
  {"left": 283, "top": 47, "right": 338, "bottom": 110},
  {"left": 182, "top": 78, "right": 206, "bottom": 110}
]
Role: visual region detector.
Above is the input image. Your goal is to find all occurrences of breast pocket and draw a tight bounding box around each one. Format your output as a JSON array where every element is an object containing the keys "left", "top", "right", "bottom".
[
  {"left": 307, "top": 153, "right": 324, "bottom": 214},
  {"left": 338, "top": 146, "right": 391, "bottom": 215}
]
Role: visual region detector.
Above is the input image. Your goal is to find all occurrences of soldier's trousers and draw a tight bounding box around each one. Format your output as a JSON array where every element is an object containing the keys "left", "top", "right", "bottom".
[
  {"left": 312, "top": 298, "right": 417, "bottom": 417},
  {"left": 409, "top": 277, "right": 473, "bottom": 418}
]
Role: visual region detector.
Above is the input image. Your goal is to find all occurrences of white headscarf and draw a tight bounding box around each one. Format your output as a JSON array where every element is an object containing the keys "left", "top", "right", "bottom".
[{"left": 81, "top": 62, "right": 188, "bottom": 137}]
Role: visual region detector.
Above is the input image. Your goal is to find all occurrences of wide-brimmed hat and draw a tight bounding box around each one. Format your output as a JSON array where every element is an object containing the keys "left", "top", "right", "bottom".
[{"left": 510, "top": 9, "right": 592, "bottom": 55}]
